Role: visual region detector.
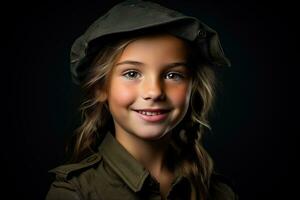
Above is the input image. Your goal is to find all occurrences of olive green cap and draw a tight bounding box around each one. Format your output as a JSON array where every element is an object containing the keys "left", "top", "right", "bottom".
[{"left": 70, "top": 0, "right": 231, "bottom": 85}]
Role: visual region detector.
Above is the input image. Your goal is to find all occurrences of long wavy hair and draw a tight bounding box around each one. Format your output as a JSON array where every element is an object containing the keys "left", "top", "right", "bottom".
[{"left": 68, "top": 33, "right": 217, "bottom": 199}]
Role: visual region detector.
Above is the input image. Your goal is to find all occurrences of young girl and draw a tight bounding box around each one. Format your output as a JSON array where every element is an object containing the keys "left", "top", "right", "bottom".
[{"left": 46, "top": 0, "right": 237, "bottom": 199}]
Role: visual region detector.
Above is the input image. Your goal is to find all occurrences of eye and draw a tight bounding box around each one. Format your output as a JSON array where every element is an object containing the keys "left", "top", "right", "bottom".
[
  {"left": 123, "top": 70, "right": 142, "bottom": 80},
  {"left": 165, "top": 72, "right": 185, "bottom": 81}
]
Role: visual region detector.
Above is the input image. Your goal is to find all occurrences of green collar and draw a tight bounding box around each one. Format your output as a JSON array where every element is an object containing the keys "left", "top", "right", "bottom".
[{"left": 98, "top": 132, "right": 150, "bottom": 192}]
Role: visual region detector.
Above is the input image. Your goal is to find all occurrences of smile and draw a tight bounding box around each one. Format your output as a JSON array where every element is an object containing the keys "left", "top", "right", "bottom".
[
  {"left": 133, "top": 109, "right": 170, "bottom": 122},
  {"left": 137, "top": 111, "right": 163, "bottom": 116}
]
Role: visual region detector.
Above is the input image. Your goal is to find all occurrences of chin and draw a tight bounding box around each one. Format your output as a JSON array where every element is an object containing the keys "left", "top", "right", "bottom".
[{"left": 133, "top": 129, "right": 170, "bottom": 141}]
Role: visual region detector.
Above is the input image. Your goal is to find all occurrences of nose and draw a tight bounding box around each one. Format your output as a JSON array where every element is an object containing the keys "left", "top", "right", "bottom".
[{"left": 141, "top": 76, "right": 165, "bottom": 101}]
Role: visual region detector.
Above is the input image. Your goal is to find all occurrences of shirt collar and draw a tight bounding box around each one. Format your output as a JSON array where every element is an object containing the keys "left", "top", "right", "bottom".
[{"left": 98, "top": 132, "right": 150, "bottom": 192}]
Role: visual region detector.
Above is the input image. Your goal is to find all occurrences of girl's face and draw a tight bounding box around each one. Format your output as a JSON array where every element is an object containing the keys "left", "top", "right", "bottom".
[{"left": 103, "top": 34, "right": 192, "bottom": 141}]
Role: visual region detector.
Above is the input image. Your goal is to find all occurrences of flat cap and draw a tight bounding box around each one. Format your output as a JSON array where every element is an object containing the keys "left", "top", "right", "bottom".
[{"left": 70, "top": 0, "right": 231, "bottom": 85}]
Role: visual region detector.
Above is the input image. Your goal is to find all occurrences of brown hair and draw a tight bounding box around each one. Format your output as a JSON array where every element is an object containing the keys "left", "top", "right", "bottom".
[{"left": 68, "top": 34, "right": 217, "bottom": 199}]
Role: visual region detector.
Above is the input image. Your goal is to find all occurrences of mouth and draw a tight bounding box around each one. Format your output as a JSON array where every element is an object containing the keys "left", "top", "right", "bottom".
[
  {"left": 133, "top": 109, "right": 170, "bottom": 122},
  {"left": 135, "top": 109, "right": 169, "bottom": 116}
]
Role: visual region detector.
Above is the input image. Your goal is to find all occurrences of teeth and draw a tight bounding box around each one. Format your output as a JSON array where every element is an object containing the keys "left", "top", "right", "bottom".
[{"left": 138, "top": 111, "right": 162, "bottom": 116}]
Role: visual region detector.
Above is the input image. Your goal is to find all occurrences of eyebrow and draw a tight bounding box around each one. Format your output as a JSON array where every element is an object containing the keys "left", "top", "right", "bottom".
[{"left": 115, "top": 60, "right": 188, "bottom": 68}]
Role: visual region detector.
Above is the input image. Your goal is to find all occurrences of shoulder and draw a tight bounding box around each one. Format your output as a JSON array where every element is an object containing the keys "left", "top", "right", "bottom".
[
  {"left": 209, "top": 173, "right": 239, "bottom": 200},
  {"left": 49, "top": 153, "right": 102, "bottom": 180},
  {"left": 45, "top": 153, "right": 103, "bottom": 200}
]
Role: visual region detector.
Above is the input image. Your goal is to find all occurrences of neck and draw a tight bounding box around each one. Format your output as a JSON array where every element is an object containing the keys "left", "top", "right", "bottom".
[{"left": 115, "top": 131, "right": 172, "bottom": 178}]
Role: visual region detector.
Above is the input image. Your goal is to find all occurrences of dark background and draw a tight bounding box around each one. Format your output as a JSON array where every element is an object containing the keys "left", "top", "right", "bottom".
[{"left": 3, "top": 0, "right": 294, "bottom": 199}]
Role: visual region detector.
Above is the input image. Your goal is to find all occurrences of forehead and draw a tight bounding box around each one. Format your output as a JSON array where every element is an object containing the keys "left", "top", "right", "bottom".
[{"left": 117, "top": 33, "right": 189, "bottom": 63}]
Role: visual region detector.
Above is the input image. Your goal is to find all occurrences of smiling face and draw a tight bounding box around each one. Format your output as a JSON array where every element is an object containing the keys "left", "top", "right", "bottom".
[{"left": 102, "top": 33, "right": 192, "bottom": 141}]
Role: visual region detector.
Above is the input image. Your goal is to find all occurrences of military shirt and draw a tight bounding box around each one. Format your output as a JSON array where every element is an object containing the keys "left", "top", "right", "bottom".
[{"left": 46, "top": 133, "right": 238, "bottom": 200}]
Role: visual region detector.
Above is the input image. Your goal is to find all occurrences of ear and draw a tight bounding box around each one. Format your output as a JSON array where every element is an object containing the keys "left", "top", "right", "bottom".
[{"left": 96, "top": 89, "right": 108, "bottom": 102}]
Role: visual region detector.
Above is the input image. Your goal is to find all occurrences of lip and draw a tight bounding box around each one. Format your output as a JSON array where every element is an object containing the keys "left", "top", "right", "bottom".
[{"left": 133, "top": 108, "right": 170, "bottom": 123}]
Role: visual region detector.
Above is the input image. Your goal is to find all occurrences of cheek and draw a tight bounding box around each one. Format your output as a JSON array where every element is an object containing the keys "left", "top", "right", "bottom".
[
  {"left": 167, "top": 84, "right": 191, "bottom": 107},
  {"left": 108, "top": 79, "right": 137, "bottom": 107}
]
